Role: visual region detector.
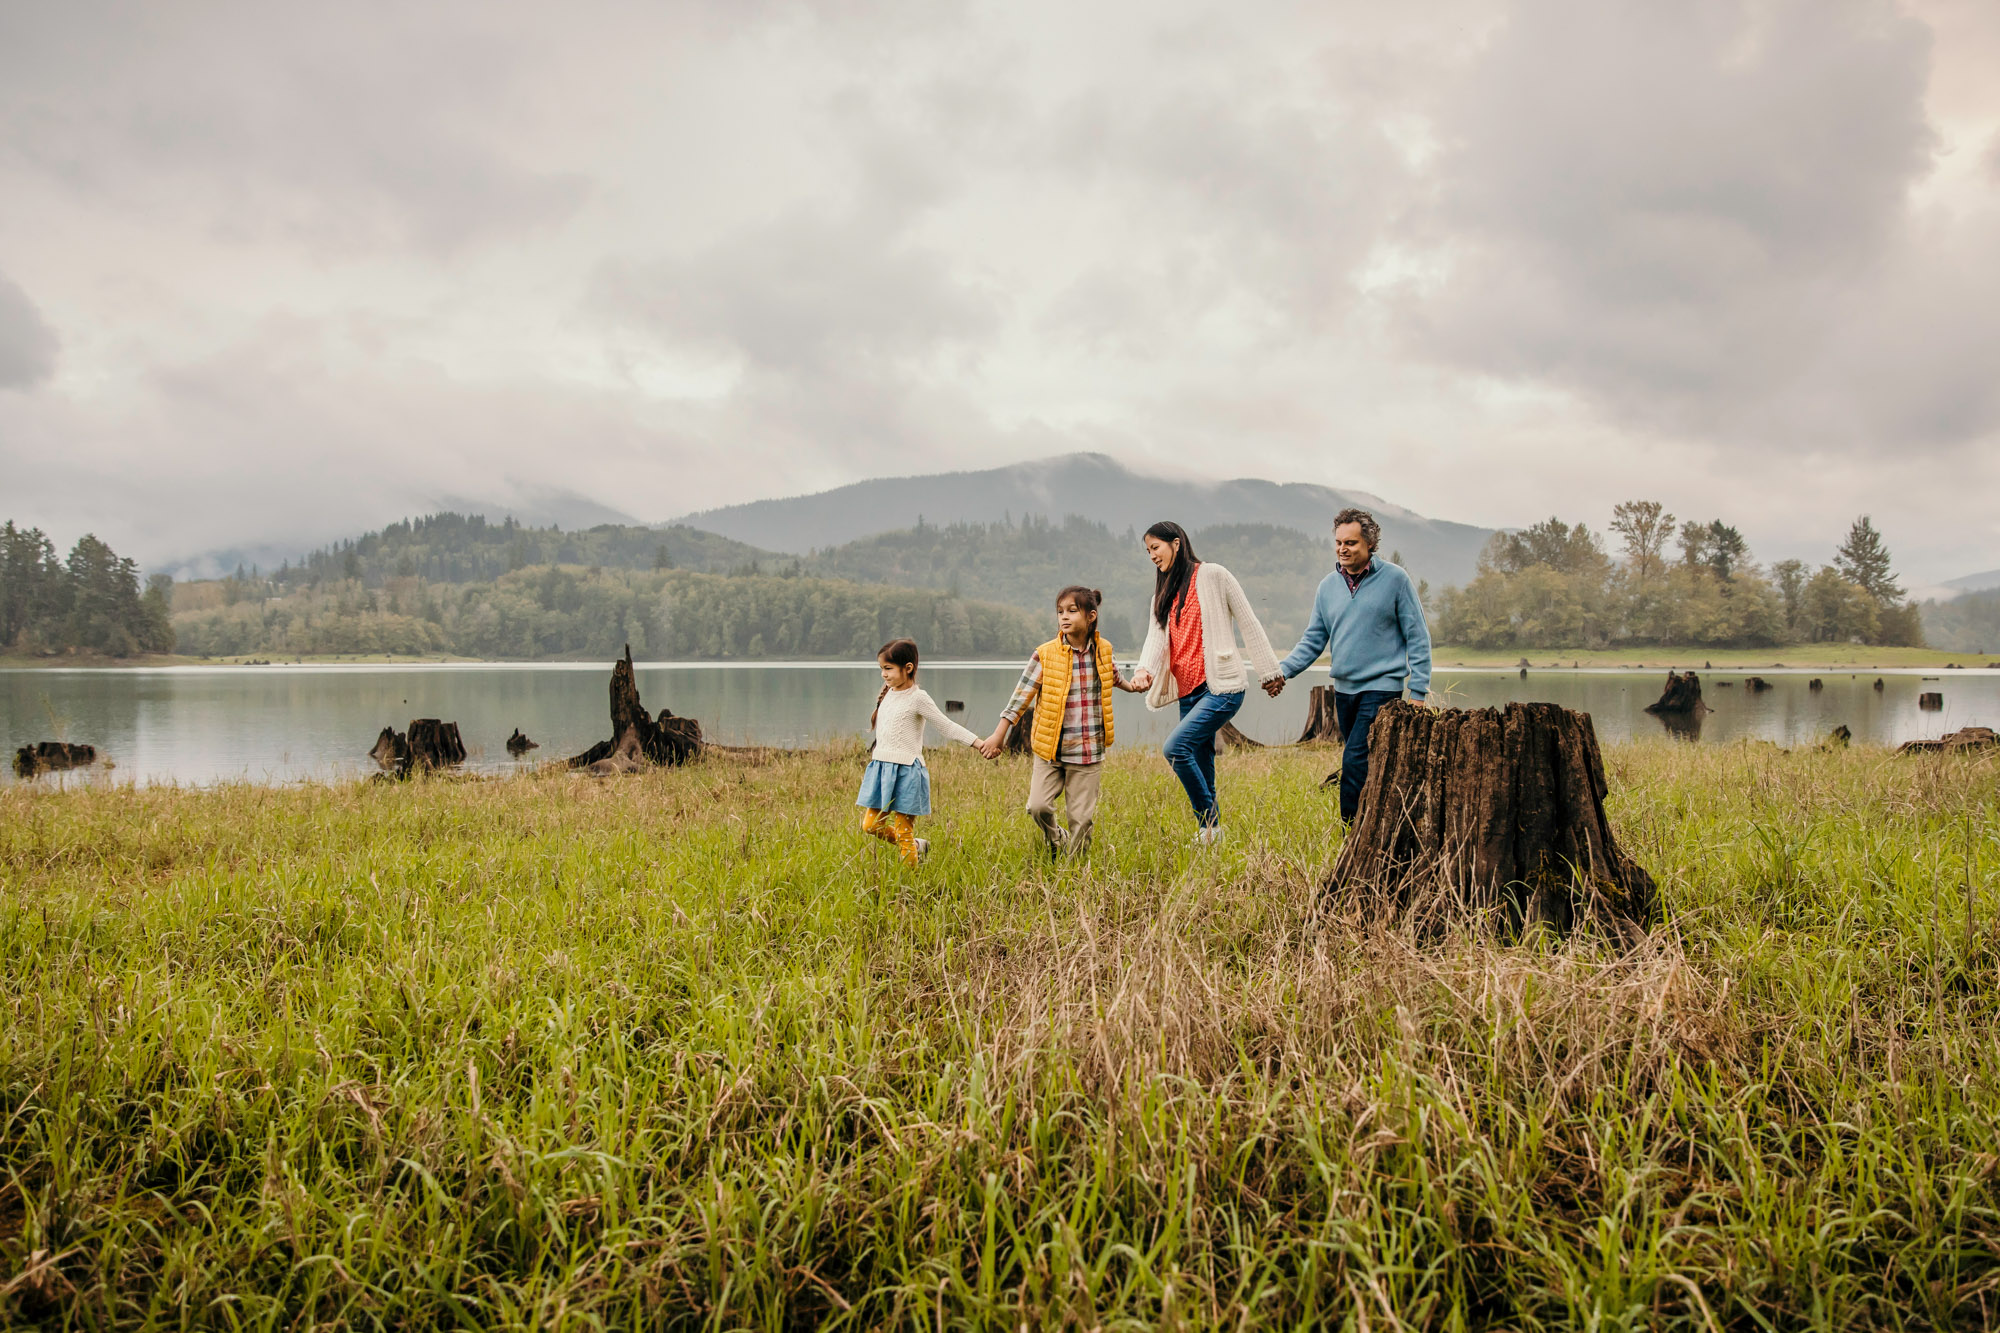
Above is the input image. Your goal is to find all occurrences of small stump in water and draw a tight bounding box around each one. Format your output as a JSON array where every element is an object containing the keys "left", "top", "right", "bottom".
[
  {"left": 1919, "top": 692, "right": 1944, "bottom": 711},
  {"left": 505, "top": 728, "right": 538, "bottom": 756},
  {"left": 567, "top": 645, "right": 702, "bottom": 771},
  {"left": 1644, "top": 670, "right": 1711, "bottom": 716},
  {"left": 13, "top": 741, "right": 97, "bottom": 778},
  {"left": 370, "top": 720, "right": 467, "bottom": 777},
  {"left": 1745, "top": 676, "right": 1773, "bottom": 692},
  {"left": 1327, "top": 700, "right": 1656, "bottom": 937}
]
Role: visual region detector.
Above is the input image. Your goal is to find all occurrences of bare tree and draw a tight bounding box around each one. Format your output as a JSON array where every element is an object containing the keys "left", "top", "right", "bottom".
[{"left": 1608, "top": 501, "right": 1675, "bottom": 581}]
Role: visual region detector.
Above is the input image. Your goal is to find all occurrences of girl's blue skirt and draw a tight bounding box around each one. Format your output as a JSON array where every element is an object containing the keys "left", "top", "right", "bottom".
[{"left": 856, "top": 759, "right": 931, "bottom": 816}]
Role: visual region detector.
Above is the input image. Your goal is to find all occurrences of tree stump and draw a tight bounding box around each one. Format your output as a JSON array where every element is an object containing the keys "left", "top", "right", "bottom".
[
  {"left": 1899, "top": 726, "right": 1996, "bottom": 755},
  {"left": 368, "top": 720, "right": 466, "bottom": 777},
  {"left": 1327, "top": 700, "right": 1656, "bottom": 937},
  {"left": 1745, "top": 676, "right": 1772, "bottom": 692},
  {"left": 1873, "top": 678, "right": 1885, "bottom": 692},
  {"left": 1918, "top": 692, "right": 1944, "bottom": 711},
  {"left": 13, "top": 741, "right": 96, "bottom": 778},
  {"left": 505, "top": 728, "right": 538, "bottom": 756},
  {"left": 1809, "top": 678, "right": 1824, "bottom": 691},
  {"left": 567, "top": 645, "right": 702, "bottom": 770},
  {"left": 1297, "top": 685, "right": 1342, "bottom": 745},
  {"left": 1644, "top": 670, "right": 1710, "bottom": 715},
  {"left": 1216, "top": 722, "right": 1263, "bottom": 750}
]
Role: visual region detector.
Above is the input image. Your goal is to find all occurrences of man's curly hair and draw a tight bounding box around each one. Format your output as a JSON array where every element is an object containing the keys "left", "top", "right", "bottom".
[{"left": 1332, "top": 507, "right": 1381, "bottom": 552}]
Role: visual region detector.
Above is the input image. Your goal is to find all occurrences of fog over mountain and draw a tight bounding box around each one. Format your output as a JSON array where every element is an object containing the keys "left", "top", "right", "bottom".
[{"left": 3, "top": 2, "right": 1997, "bottom": 582}]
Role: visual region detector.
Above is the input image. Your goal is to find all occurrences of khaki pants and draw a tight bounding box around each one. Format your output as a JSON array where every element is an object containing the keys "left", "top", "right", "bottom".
[{"left": 1026, "top": 756, "right": 1102, "bottom": 854}]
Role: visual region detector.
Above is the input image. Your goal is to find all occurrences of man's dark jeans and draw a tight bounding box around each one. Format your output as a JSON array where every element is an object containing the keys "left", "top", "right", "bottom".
[{"left": 1334, "top": 689, "right": 1402, "bottom": 823}]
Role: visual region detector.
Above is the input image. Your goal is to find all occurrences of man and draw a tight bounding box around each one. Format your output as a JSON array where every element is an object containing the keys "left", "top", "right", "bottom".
[{"left": 1267, "top": 507, "right": 1433, "bottom": 822}]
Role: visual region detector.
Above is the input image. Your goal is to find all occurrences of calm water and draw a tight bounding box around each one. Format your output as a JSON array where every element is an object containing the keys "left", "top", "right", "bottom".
[{"left": 4, "top": 662, "right": 1996, "bottom": 787}]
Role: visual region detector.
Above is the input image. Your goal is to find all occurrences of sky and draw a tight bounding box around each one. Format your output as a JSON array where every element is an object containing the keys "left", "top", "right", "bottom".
[{"left": 2, "top": 0, "right": 1997, "bottom": 587}]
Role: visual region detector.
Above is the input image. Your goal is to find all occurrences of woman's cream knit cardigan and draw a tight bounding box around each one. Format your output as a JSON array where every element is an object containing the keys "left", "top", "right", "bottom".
[{"left": 1136, "top": 562, "right": 1283, "bottom": 710}]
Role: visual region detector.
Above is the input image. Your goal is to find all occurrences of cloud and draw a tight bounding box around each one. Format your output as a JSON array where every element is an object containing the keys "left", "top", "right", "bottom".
[
  {"left": 0, "top": 1, "right": 590, "bottom": 254},
  {"left": 0, "top": 273, "right": 58, "bottom": 389},
  {"left": 1399, "top": 0, "right": 1961, "bottom": 444}
]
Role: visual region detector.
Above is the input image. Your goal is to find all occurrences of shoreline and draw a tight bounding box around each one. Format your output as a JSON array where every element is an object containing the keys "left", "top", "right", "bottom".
[{"left": 5, "top": 646, "right": 1996, "bottom": 672}]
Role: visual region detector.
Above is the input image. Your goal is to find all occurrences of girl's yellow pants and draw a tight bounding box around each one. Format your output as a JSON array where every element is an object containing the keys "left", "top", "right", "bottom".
[{"left": 860, "top": 808, "right": 919, "bottom": 868}]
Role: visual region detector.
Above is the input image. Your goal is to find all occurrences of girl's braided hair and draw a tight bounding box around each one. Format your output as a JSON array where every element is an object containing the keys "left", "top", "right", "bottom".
[{"left": 870, "top": 638, "right": 920, "bottom": 729}]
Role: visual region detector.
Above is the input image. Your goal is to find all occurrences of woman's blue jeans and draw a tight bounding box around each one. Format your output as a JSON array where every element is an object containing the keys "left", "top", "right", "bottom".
[{"left": 1164, "top": 685, "right": 1244, "bottom": 828}]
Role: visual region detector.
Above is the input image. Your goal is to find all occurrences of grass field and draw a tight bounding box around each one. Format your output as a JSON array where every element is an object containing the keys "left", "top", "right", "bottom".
[{"left": 3, "top": 741, "right": 1998, "bottom": 1328}]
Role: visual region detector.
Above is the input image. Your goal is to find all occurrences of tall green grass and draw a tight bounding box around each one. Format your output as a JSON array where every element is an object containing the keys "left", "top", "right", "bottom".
[{"left": 2, "top": 741, "right": 1996, "bottom": 1329}]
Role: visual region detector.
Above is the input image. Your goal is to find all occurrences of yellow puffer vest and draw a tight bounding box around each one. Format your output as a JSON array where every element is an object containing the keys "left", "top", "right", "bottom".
[{"left": 1029, "top": 635, "right": 1118, "bottom": 762}]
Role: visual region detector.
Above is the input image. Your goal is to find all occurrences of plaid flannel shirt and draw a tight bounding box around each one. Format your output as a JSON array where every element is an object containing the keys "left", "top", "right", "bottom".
[{"left": 1000, "top": 641, "right": 1130, "bottom": 765}]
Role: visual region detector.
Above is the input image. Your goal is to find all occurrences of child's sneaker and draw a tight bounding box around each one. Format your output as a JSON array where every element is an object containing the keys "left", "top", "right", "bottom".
[
  {"left": 915, "top": 837, "right": 931, "bottom": 865},
  {"left": 1193, "top": 825, "right": 1224, "bottom": 848}
]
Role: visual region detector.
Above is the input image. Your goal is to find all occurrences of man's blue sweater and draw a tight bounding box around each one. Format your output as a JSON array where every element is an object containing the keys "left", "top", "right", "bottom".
[{"left": 1278, "top": 560, "right": 1433, "bottom": 698}]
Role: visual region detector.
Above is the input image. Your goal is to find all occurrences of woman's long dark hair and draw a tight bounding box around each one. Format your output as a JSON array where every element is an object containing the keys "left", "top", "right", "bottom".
[
  {"left": 870, "top": 638, "right": 920, "bottom": 729},
  {"left": 1145, "top": 521, "right": 1200, "bottom": 628}
]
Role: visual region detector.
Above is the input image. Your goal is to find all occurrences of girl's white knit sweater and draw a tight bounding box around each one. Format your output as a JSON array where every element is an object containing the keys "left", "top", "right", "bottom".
[{"left": 870, "top": 685, "right": 981, "bottom": 765}]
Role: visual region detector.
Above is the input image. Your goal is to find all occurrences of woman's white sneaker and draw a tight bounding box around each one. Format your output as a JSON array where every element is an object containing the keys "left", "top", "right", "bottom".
[{"left": 1193, "top": 825, "right": 1224, "bottom": 848}]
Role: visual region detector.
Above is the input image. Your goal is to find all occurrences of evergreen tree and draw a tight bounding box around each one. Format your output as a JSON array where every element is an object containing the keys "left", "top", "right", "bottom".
[
  {"left": 1833, "top": 516, "right": 1901, "bottom": 605},
  {"left": 1706, "top": 522, "right": 1748, "bottom": 581}
]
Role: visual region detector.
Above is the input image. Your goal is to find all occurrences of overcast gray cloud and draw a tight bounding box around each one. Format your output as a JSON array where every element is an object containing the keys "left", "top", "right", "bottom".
[
  {"left": 0, "top": 273, "right": 58, "bottom": 389},
  {"left": 0, "top": 0, "right": 1995, "bottom": 582}
]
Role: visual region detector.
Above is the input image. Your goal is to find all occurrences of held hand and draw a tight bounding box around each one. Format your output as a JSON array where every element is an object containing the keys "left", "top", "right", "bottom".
[
  {"left": 974, "top": 738, "right": 1002, "bottom": 760},
  {"left": 1130, "top": 669, "right": 1153, "bottom": 691},
  {"left": 1262, "top": 676, "right": 1286, "bottom": 697}
]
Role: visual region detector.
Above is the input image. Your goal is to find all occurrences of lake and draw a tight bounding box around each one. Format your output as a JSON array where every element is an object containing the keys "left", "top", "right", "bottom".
[{"left": 5, "top": 662, "right": 1996, "bottom": 787}]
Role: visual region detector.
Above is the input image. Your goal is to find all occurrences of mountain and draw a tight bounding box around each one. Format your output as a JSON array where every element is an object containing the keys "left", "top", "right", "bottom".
[
  {"left": 1944, "top": 569, "right": 2000, "bottom": 595},
  {"left": 675, "top": 453, "right": 1496, "bottom": 587}
]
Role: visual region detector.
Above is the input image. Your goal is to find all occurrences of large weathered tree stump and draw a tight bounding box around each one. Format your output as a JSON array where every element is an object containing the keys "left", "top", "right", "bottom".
[
  {"left": 1297, "top": 685, "right": 1342, "bottom": 745},
  {"left": 567, "top": 645, "right": 702, "bottom": 770},
  {"left": 369, "top": 719, "right": 466, "bottom": 777},
  {"left": 1327, "top": 700, "right": 1656, "bottom": 937},
  {"left": 13, "top": 741, "right": 97, "bottom": 778}
]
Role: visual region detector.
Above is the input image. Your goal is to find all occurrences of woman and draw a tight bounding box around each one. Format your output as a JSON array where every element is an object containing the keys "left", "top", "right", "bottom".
[{"left": 1131, "top": 521, "right": 1283, "bottom": 845}]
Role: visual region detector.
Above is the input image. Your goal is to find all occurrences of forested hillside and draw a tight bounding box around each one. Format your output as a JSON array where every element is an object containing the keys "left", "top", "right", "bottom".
[
  {"left": 1922, "top": 589, "right": 2000, "bottom": 654},
  {"left": 207, "top": 509, "right": 1363, "bottom": 654},
  {"left": 266, "top": 513, "right": 780, "bottom": 588},
  {"left": 171, "top": 566, "right": 1043, "bottom": 661}
]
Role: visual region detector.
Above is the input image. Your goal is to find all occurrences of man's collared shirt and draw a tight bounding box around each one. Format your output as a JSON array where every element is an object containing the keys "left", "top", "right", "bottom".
[{"left": 1340, "top": 558, "right": 1376, "bottom": 596}]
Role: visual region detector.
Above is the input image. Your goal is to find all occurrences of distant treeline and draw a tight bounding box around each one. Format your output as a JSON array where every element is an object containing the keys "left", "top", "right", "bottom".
[
  {"left": 1430, "top": 506, "right": 1924, "bottom": 649},
  {"left": 1, "top": 521, "right": 174, "bottom": 657},
  {"left": 171, "top": 566, "right": 1045, "bottom": 661}
]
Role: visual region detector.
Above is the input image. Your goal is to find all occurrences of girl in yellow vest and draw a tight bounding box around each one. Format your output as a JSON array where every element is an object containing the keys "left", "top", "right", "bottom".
[{"left": 979, "top": 586, "right": 1145, "bottom": 857}]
